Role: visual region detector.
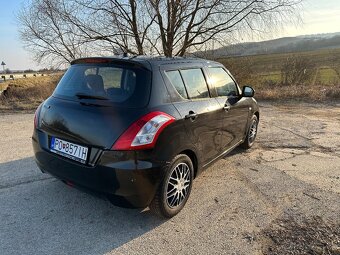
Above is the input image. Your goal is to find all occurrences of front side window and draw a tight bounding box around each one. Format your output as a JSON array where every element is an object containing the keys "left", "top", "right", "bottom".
[
  {"left": 53, "top": 63, "right": 151, "bottom": 107},
  {"left": 209, "top": 67, "right": 238, "bottom": 97},
  {"left": 180, "top": 69, "right": 209, "bottom": 99},
  {"left": 165, "top": 70, "right": 188, "bottom": 99}
]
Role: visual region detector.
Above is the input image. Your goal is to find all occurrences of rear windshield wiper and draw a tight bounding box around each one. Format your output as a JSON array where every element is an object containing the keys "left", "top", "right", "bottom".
[{"left": 75, "top": 93, "right": 109, "bottom": 100}]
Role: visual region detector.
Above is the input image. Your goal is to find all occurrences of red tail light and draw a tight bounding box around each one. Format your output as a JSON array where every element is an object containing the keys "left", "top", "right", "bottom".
[
  {"left": 34, "top": 103, "right": 43, "bottom": 128},
  {"left": 112, "top": 111, "right": 175, "bottom": 150}
]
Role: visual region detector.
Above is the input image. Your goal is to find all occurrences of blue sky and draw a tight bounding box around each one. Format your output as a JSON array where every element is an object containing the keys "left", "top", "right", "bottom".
[{"left": 1, "top": 0, "right": 340, "bottom": 70}]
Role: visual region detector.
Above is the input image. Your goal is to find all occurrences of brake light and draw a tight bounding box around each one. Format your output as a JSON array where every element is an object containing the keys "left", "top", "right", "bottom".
[
  {"left": 34, "top": 103, "right": 43, "bottom": 128},
  {"left": 112, "top": 111, "right": 175, "bottom": 150}
]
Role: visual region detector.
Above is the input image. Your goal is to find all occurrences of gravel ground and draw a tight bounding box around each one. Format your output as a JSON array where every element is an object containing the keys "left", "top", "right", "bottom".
[{"left": 0, "top": 102, "right": 339, "bottom": 255}]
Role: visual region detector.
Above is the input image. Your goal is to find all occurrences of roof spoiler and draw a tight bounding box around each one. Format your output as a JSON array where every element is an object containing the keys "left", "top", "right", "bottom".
[{"left": 71, "top": 57, "right": 151, "bottom": 70}]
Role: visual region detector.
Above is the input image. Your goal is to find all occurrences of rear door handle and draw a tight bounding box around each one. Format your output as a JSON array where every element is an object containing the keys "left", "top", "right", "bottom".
[
  {"left": 185, "top": 111, "right": 198, "bottom": 121},
  {"left": 223, "top": 105, "right": 231, "bottom": 111}
]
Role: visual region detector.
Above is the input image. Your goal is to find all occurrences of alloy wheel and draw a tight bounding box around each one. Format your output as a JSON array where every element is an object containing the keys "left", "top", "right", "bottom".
[
  {"left": 166, "top": 162, "right": 191, "bottom": 208},
  {"left": 248, "top": 119, "right": 258, "bottom": 144}
]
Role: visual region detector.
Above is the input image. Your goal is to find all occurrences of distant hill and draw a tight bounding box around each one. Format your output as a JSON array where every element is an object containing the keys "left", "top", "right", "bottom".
[{"left": 196, "top": 32, "right": 340, "bottom": 58}]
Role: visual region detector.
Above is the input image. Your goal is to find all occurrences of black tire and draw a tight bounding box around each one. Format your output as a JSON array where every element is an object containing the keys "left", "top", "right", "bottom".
[
  {"left": 241, "top": 115, "right": 259, "bottom": 149},
  {"left": 150, "top": 154, "right": 194, "bottom": 218}
]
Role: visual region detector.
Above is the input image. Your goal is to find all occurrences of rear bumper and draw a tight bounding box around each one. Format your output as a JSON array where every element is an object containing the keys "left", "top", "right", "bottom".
[{"left": 32, "top": 131, "right": 163, "bottom": 208}]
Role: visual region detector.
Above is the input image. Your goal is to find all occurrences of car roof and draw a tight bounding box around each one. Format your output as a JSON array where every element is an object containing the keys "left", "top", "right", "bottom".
[
  {"left": 71, "top": 56, "right": 223, "bottom": 70},
  {"left": 129, "top": 55, "right": 221, "bottom": 65}
]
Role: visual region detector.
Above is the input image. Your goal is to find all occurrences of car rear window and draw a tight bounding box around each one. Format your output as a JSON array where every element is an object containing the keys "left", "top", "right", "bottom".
[{"left": 53, "top": 63, "right": 151, "bottom": 107}]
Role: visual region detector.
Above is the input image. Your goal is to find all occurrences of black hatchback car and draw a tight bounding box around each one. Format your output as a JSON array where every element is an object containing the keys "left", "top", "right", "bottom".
[{"left": 32, "top": 56, "right": 259, "bottom": 218}]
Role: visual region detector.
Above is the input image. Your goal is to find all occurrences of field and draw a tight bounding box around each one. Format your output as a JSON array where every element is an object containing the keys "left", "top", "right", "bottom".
[
  {"left": 1, "top": 49, "right": 340, "bottom": 113},
  {"left": 218, "top": 48, "right": 340, "bottom": 80},
  {"left": 0, "top": 75, "right": 61, "bottom": 112},
  {"left": 217, "top": 48, "right": 340, "bottom": 101}
]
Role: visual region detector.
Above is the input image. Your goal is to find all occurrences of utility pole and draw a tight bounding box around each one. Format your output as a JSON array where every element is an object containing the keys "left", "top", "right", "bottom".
[{"left": 1, "top": 61, "right": 6, "bottom": 74}]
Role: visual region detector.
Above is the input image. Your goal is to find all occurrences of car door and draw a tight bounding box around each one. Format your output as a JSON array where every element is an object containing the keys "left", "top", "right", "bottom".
[
  {"left": 207, "top": 67, "right": 250, "bottom": 150},
  {"left": 163, "top": 67, "right": 223, "bottom": 165}
]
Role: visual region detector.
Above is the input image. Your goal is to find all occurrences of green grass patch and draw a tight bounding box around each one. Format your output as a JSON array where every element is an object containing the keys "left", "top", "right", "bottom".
[{"left": 316, "top": 68, "right": 339, "bottom": 84}]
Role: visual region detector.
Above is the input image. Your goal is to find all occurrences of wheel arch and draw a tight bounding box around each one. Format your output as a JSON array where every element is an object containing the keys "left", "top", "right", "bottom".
[{"left": 179, "top": 149, "right": 198, "bottom": 178}]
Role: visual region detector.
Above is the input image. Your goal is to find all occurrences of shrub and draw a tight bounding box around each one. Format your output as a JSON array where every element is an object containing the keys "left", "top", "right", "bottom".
[{"left": 280, "top": 55, "right": 317, "bottom": 86}]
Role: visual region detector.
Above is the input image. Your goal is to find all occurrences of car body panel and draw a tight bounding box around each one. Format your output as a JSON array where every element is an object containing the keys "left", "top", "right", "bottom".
[
  {"left": 33, "top": 132, "right": 161, "bottom": 207},
  {"left": 40, "top": 96, "right": 149, "bottom": 149},
  {"left": 215, "top": 96, "right": 251, "bottom": 148},
  {"left": 172, "top": 99, "right": 223, "bottom": 165}
]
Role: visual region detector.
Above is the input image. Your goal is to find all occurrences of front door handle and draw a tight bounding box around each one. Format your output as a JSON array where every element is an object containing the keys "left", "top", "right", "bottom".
[
  {"left": 223, "top": 105, "right": 231, "bottom": 111},
  {"left": 185, "top": 111, "right": 198, "bottom": 121}
]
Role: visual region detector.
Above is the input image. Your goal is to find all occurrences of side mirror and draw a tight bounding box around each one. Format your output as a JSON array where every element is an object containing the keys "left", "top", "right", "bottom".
[{"left": 242, "top": 86, "right": 255, "bottom": 97}]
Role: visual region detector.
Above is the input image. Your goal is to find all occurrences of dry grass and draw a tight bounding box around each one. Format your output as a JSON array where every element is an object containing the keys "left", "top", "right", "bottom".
[
  {"left": 254, "top": 83, "right": 340, "bottom": 102},
  {"left": 0, "top": 75, "right": 61, "bottom": 112}
]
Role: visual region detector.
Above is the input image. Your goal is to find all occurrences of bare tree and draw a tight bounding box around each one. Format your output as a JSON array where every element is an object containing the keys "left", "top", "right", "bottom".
[
  {"left": 18, "top": 0, "right": 302, "bottom": 66},
  {"left": 18, "top": 0, "right": 92, "bottom": 66}
]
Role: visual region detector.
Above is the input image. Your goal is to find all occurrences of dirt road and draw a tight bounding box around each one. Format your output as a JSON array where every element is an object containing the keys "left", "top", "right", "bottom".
[{"left": 0, "top": 103, "right": 339, "bottom": 255}]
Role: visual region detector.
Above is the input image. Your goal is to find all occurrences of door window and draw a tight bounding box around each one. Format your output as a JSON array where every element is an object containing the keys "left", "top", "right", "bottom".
[
  {"left": 209, "top": 67, "right": 238, "bottom": 97},
  {"left": 180, "top": 69, "right": 210, "bottom": 99},
  {"left": 165, "top": 70, "right": 188, "bottom": 99}
]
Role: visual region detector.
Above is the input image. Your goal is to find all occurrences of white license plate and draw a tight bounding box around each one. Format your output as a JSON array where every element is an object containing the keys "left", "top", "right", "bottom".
[{"left": 50, "top": 137, "right": 88, "bottom": 164}]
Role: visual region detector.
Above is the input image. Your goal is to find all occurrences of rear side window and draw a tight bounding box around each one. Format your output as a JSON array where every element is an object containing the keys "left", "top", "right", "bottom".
[
  {"left": 180, "top": 69, "right": 210, "bottom": 99},
  {"left": 165, "top": 70, "right": 188, "bottom": 99},
  {"left": 209, "top": 67, "right": 238, "bottom": 97},
  {"left": 53, "top": 63, "right": 151, "bottom": 107}
]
